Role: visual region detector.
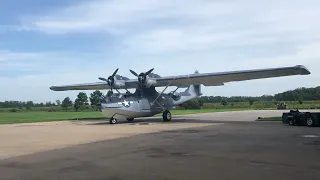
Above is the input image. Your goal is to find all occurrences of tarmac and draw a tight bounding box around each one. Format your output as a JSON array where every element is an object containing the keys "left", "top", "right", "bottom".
[{"left": 0, "top": 110, "right": 319, "bottom": 180}]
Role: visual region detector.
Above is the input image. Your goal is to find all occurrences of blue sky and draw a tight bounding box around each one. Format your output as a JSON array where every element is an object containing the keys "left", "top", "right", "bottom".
[{"left": 0, "top": 0, "right": 319, "bottom": 103}]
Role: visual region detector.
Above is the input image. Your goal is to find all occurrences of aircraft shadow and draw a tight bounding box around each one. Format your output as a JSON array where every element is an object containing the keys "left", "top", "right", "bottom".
[{"left": 75, "top": 117, "right": 263, "bottom": 126}]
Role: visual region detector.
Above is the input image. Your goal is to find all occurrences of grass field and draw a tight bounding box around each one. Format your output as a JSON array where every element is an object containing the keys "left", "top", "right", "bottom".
[
  {"left": 0, "top": 108, "right": 252, "bottom": 124},
  {"left": 256, "top": 116, "right": 282, "bottom": 121}
]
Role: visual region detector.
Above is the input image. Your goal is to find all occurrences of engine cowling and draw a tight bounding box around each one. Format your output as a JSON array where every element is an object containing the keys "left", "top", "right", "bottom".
[
  {"left": 98, "top": 68, "right": 128, "bottom": 89},
  {"left": 130, "top": 68, "right": 157, "bottom": 88},
  {"left": 143, "top": 76, "right": 157, "bottom": 88},
  {"left": 112, "top": 79, "right": 126, "bottom": 88}
]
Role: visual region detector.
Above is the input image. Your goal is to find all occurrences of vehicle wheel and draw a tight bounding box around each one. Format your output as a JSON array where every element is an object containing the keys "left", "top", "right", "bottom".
[
  {"left": 288, "top": 118, "right": 294, "bottom": 126},
  {"left": 306, "top": 117, "right": 315, "bottom": 127},
  {"left": 127, "top": 118, "right": 134, "bottom": 122},
  {"left": 110, "top": 117, "right": 117, "bottom": 124},
  {"left": 163, "top": 110, "right": 172, "bottom": 122}
]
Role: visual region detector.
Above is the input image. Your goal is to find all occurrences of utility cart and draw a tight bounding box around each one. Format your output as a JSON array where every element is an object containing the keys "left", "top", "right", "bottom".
[{"left": 282, "top": 110, "right": 320, "bottom": 127}]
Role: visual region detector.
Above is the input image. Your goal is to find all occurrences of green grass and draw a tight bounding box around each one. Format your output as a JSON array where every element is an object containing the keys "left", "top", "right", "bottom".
[
  {"left": 0, "top": 111, "right": 105, "bottom": 124},
  {"left": 0, "top": 108, "right": 252, "bottom": 124},
  {"left": 256, "top": 116, "right": 282, "bottom": 121}
]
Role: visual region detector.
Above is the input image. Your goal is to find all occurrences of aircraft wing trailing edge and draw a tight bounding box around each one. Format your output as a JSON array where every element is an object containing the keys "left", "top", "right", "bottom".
[
  {"left": 154, "top": 65, "right": 311, "bottom": 87},
  {"left": 49, "top": 65, "right": 310, "bottom": 91}
]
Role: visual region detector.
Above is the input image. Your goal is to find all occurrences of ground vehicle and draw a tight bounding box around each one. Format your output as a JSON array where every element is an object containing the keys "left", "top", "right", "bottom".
[{"left": 282, "top": 110, "right": 320, "bottom": 127}]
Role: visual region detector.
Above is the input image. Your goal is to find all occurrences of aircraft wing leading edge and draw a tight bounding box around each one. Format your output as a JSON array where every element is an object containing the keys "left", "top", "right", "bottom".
[
  {"left": 49, "top": 65, "right": 310, "bottom": 91},
  {"left": 49, "top": 82, "right": 110, "bottom": 91},
  {"left": 154, "top": 65, "right": 311, "bottom": 87}
]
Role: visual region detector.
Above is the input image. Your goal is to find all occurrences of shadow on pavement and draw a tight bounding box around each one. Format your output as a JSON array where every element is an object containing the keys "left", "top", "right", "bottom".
[{"left": 74, "top": 117, "right": 270, "bottom": 126}]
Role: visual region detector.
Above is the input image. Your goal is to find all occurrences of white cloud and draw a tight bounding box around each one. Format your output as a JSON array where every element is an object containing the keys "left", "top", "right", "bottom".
[
  {"left": 22, "top": 0, "right": 236, "bottom": 35},
  {"left": 19, "top": 0, "right": 320, "bottom": 57},
  {"left": 1, "top": 0, "right": 319, "bottom": 102},
  {"left": 1, "top": 42, "right": 319, "bottom": 103}
]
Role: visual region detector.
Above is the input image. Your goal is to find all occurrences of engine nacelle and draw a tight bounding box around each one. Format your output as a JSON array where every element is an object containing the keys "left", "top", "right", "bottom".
[
  {"left": 113, "top": 80, "right": 126, "bottom": 88},
  {"left": 144, "top": 76, "right": 157, "bottom": 88}
]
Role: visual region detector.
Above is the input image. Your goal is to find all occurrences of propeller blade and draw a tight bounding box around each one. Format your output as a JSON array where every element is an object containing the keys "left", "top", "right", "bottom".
[
  {"left": 145, "top": 68, "right": 154, "bottom": 75},
  {"left": 112, "top": 68, "right": 119, "bottom": 77},
  {"left": 98, "top": 77, "right": 108, "bottom": 82},
  {"left": 130, "top": 69, "right": 139, "bottom": 77}
]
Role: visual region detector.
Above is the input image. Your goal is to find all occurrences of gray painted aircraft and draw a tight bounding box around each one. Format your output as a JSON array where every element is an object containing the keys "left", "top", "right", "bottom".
[{"left": 50, "top": 65, "right": 310, "bottom": 124}]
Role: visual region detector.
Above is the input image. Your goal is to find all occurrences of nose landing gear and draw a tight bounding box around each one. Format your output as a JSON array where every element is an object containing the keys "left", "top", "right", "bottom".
[{"left": 109, "top": 117, "right": 117, "bottom": 124}]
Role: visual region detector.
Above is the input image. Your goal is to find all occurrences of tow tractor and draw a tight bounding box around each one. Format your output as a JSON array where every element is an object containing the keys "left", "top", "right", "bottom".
[{"left": 282, "top": 110, "right": 320, "bottom": 127}]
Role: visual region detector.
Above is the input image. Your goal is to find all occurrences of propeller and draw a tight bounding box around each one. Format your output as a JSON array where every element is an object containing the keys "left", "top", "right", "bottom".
[
  {"left": 129, "top": 68, "right": 154, "bottom": 84},
  {"left": 98, "top": 68, "right": 119, "bottom": 90},
  {"left": 129, "top": 68, "right": 154, "bottom": 97}
]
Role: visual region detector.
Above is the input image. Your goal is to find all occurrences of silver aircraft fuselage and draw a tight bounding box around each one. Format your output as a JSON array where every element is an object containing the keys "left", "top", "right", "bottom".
[
  {"left": 98, "top": 84, "right": 201, "bottom": 120},
  {"left": 99, "top": 97, "right": 159, "bottom": 120}
]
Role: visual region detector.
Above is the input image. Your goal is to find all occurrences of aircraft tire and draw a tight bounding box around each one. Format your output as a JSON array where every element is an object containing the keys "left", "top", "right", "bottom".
[
  {"left": 163, "top": 110, "right": 172, "bottom": 122},
  {"left": 110, "top": 118, "right": 117, "bottom": 124}
]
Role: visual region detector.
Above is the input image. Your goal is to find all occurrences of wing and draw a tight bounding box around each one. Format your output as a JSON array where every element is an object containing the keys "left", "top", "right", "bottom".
[
  {"left": 49, "top": 65, "right": 310, "bottom": 91},
  {"left": 49, "top": 80, "right": 138, "bottom": 91},
  {"left": 153, "top": 65, "right": 311, "bottom": 87}
]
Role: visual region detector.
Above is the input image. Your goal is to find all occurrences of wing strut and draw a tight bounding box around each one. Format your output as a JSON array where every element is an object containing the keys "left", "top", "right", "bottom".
[{"left": 151, "top": 83, "right": 171, "bottom": 106}]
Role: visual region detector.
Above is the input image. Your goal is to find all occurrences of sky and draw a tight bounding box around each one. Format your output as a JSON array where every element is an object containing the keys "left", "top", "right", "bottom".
[{"left": 0, "top": 0, "right": 320, "bottom": 103}]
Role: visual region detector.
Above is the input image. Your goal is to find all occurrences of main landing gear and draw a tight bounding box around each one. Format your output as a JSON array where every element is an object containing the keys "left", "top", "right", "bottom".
[
  {"left": 162, "top": 110, "right": 172, "bottom": 122},
  {"left": 109, "top": 117, "right": 134, "bottom": 124}
]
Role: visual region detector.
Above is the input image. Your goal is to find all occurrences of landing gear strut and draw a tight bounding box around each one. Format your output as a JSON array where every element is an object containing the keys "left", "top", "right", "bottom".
[
  {"left": 163, "top": 110, "right": 172, "bottom": 122},
  {"left": 109, "top": 117, "right": 117, "bottom": 124}
]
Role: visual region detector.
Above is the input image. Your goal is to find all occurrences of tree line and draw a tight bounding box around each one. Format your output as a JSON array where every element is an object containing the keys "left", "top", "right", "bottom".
[
  {"left": 1, "top": 86, "right": 320, "bottom": 110},
  {"left": 200, "top": 86, "right": 320, "bottom": 103},
  {"left": 0, "top": 90, "right": 107, "bottom": 111}
]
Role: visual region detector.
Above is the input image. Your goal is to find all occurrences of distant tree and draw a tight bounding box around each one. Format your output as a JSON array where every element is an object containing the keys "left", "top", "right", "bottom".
[
  {"left": 45, "top": 101, "right": 55, "bottom": 107},
  {"left": 77, "top": 92, "right": 89, "bottom": 105},
  {"left": 73, "top": 92, "right": 89, "bottom": 111},
  {"left": 298, "top": 96, "right": 304, "bottom": 104},
  {"left": 221, "top": 100, "right": 228, "bottom": 106},
  {"left": 61, "top": 97, "right": 72, "bottom": 111},
  {"left": 106, "top": 90, "right": 113, "bottom": 97},
  {"left": 249, "top": 98, "right": 255, "bottom": 106},
  {"left": 26, "top": 101, "right": 34, "bottom": 110},
  {"left": 90, "top": 90, "right": 104, "bottom": 110},
  {"left": 74, "top": 99, "right": 82, "bottom": 112},
  {"left": 180, "top": 99, "right": 201, "bottom": 109},
  {"left": 56, "top": 99, "right": 61, "bottom": 106},
  {"left": 198, "top": 98, "right": 204, "bottom": 108}
]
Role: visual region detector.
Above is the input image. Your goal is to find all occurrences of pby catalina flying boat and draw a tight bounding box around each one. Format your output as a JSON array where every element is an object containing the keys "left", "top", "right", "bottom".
[{"left": 50, "top": 65, "right": 310, "bottom": 124}]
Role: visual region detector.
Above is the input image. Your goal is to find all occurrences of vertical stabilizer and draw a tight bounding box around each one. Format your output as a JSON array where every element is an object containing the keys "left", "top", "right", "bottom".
[
  {"left": 191, "top": 70, "right": 202, "bottom": 96},
  {"left": 171, "top": 70, "right": 202, "bottom": 106}
]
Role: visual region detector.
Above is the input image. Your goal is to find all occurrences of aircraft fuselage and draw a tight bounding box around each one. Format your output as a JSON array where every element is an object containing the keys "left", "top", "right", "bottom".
[
  {"left": 100, "top": 97, "right": 159, "bottom": 120},
  {"left": 99, "top": 84, "right": 201, "bottom": 121}
]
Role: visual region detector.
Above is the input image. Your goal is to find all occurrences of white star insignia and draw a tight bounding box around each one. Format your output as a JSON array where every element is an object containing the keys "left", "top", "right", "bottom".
[{"left": 118, "top": 100, "right": 133, "bottom": 107}]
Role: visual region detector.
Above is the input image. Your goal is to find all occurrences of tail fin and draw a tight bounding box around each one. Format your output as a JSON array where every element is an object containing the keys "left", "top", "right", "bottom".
[
  {"left": 172, "top": 70, "right": 202, "bottom": 105},
  {"left": 185, "top": 84, "right": 202, "bottom": 97},
  {"left": 184, "top": 70, "right": 202, "bottom": 97}
]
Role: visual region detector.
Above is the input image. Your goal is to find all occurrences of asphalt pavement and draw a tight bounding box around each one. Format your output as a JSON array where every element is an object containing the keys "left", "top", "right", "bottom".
[{"left": 0, "top": 116, "right": 319, "bottom": 180}]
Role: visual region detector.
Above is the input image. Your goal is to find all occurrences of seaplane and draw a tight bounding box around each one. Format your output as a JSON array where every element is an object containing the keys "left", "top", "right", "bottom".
[{"left": 50, "top": 65, "right": 310, "bottom": 124}]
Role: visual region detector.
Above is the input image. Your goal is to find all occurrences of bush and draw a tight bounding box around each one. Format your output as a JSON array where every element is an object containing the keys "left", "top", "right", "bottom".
[
  {"left": 254, "top": 104, "right": 265, "bottom": 110},
  {"left": 9, "top": 108, "right": 20, "bottom": 112},
  {"left": 47, "top": 108, "right": 57, "bottom": 112}
]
